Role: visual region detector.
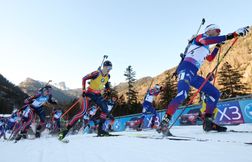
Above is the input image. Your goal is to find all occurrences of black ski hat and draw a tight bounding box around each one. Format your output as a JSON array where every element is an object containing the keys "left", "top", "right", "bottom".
[
  {"left": 44, "top": 85, "right": 52, "bottom": 89},
  {"left": 103, "top": 60, "right": 112, "bottom": 67}
]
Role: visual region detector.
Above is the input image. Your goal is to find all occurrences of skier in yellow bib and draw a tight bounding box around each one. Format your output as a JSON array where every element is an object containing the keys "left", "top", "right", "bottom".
[{"left": 59, "top": 61, "right": 112, "bottom": 139}]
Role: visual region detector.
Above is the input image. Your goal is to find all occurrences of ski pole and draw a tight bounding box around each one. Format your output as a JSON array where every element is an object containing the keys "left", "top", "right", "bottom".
[
  {"left": 213, "top": 46, "right": 222, "bottom": 85},
  {"left": 98, "top": 55, "right": 108, "bottom": 70},
  {"left": 42, "top": 80, "right": 52, "bottom": 89},
  {"left": 60, "top": 98, "right": 81, "bottom": 119},
  {"left": 184, "top": 18, "right": 206, "bottom": 54},
  {"left": 45, "top": 80, "right": 52, "bottom": 86},
  {"left": 8, "top": 121, "right": 22, "bottom": 140},
  {"left": 195, "top": 18, "right": 205, "bottom": 37},
  {"left": 8, "top": 110, "right": 22, "bottom": 140},
  {"left": 38, "top": 80, "right": 52, "bottom": 92},
  {"left": 168, "top": 37, "right": 239, "bottom": 130},
  {"left": 147, "top": 79, "right": 154, "bottom": 90},
  {"left": 8, "top": 122, "right": 18, "bottom": 140}
]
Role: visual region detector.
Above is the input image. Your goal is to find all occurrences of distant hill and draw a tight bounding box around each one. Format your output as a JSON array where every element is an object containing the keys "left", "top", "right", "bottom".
[
  {"left": 66, "top": 88, "right": 82, "bottom": 97},
  {"left": 52, "top": 81, "right": 69, "bottom": 91},
  {"left": 0, "top": 74, "right": 28, "bottom": 114},
  {"left": 115, "top": 27, "right": 252, "bottom": 105},
  {"left": 19, "top": 78, "right": 80, "bottom": 106}
]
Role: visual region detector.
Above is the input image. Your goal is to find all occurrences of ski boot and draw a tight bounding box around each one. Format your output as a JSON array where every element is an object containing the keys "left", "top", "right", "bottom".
[
  {"left": 136, "top": 117, "right": 144, "bottom": 131},
  {"left": 35, "top": 125, "right": 43, "bottom": 138},
  {"left": 97, "top": 121, "right": 110, "bottom": 137},
  {"left": 97, "top": 129, "right": 110, "bottom": 137},
  {"left": 58, "top": 125, "right": 71, "bottom": 140},
  {"left": 203, "top": 114, "right": 227, "bottom": 132},
  {"left": 150, "top": 117, "right": 158, "bottom": 129},
  {"left": 22, "top": 132, "right": 27, "bottom": 139},
  {"left": 156, "top": 114, "right": 172, "bottom": 136},
  {"left": 35, "top": 130, "right": 41, "bottom": 138},
  {"left": 136, "top": 127, "right": 142, "bottom": 131},
  {"left": 15, "top": 132, "right": 27, "bottom": 142},
  {"left": 15, "top": 134, "right": 22, "bottom": 142},
  {"left": 150, "top": 122, "right": 158, "bottom": 129},
  {"left": 136, "top": 122, "right": 143, "bottom": 131},
  {"left": 108, "top": 125, "right": 114, "bottom": 132}
]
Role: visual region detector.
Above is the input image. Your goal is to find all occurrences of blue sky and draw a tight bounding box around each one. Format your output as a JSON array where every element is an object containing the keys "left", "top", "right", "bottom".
[{"left": 0, "top": 0, "right": 251, "bottom": 88}]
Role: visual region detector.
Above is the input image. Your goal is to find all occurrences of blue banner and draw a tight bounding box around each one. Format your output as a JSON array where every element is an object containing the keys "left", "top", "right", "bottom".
[
  {"left": 111, "top": 98, "right": 252, "bottom": 132},
  {"left": 239, "top": 99, "right": 252, "bottom": 123},
  {"left": 214, "top": 101, "right": 244, "bottom": 124}
]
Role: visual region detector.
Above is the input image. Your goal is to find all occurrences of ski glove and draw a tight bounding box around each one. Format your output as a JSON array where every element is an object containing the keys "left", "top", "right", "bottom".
[
  {"left": 104, "top": 88, "right": 111, "bottom": 96},
  {"left": 235, "top": 26, "right": 250, "bottom": 37},
  {"left": 226, "top": 26, "right": 250, "bottom": 40},
  {"left": 108, "top": 115, "right": 115, "bottom": 121},
  {"left": 50, "top": 98, "right": 58, "bottom": 105},
  {"left": 216, "top": 42, "right": 225, "bottom": 48},
  {"left": 82, "top": 90, "right": 86, "bottom": 97},
  {"left": 206, "top": 72, "right": 215, "bottom": 82}
]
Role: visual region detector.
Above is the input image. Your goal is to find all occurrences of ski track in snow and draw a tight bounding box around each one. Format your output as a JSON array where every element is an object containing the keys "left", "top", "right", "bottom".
[{"left": 1, "top": 124, "right": 252, "bottom": 162}]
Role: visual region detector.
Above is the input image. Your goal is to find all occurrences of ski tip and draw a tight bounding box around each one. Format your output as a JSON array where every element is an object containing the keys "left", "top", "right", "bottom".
[
  {"left": 58, "top": 139, "right": 69, "bottom": 143},
  {"left": 95, "top": 134, "right": 121, "bottom": 137},
  {"left": 244, "top": 142, "right": 252, "bottom": 145}
]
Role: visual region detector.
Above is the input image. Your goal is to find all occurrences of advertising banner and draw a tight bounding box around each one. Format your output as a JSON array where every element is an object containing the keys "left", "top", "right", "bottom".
[
  {"left": 111, "top": 98, "right": 252, "bottom": 132},
  {"left": 239, "top": 99, "right": 252, "bottom": 123},
  {"left": 214, "top": 101, "right": 244, "bottom": 125}
]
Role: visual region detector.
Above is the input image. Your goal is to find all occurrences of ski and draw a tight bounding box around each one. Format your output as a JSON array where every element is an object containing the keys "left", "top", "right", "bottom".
[
  {"left": 94, "top": 134, "right": 121, "bottom": 137},
  {"left": 131, "top": 134, "right": 164, "bottom": 140},
  {"left": 128, "top": 133, "right": 200, "bottom": 141},
  {"left": 58, "top": 138, "right": 69, "bottom": 143},
  {"left": 14, "top": 140, "right": 19, "bottom": 143},
  {"left": 135, "top": 135, "right": 196, "bottom": 141},
  {"left": 165, "top": 136, "right": 207, "bottom": 142},
  {"left": 228, "top": 130, "right": 252, "bottom": 133},
  {"left": 244, "top": 142, "right": 252, "bottom": 145},
  {"left": 131, "top": 133, "right": 252, "bottom": 145}
]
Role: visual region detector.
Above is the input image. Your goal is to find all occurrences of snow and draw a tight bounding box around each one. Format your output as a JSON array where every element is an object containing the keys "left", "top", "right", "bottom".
[{"left": 1, "top": 124, "right": 252, "bottom": 162}]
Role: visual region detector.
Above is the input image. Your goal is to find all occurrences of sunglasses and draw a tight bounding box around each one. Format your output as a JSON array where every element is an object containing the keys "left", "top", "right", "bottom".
[
  {"left": 105, "top": 66, "right": 112, "bottom": 70},
  {"left": 215, "top": 29, "right": 221, "bottom": 33}
]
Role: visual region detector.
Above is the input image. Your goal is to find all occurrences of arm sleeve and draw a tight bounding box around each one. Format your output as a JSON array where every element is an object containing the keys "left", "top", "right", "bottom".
[
  {"left": 105, "top": 75, "right": 111, "bottom": 89},
  {"left": 19, "top": 105, "right": 28, "bottom": 112},
  {"left": 149, "top": 89, "right": 155, "bottom": 95},
  {"left": 105, "top": 82, "right": 111, "bottom": 89},
  {"left": 48, "top": 95, "right": 57, "bottom": 105},
  {"left": 154, "top": 91, "right": 160, "bottom": 96},
  {"left": 82, "top": 71, "right": 99, "bottom": 90},
  {"left": 24, "top": 94, "right": 40, "bottom": 104},
  {"left": 196, "top": 34, "right": 226, "bottom": 46},
  {"left": 206, "top": 46, "right": 220, "bottom": 62}
]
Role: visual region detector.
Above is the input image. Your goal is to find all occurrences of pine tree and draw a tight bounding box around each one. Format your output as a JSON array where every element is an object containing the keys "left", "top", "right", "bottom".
[
  {"left": 159, "top": 72, "right": 177, "bottom": 108},
  {"left": 113, "top": 95, "right": 127, "bottom": 116},
  {"left": 124, "top": 66, "right": 138, "bottom": 114},
  {"left": 218, "top": 62, "right": 250, "bottom": 99}
]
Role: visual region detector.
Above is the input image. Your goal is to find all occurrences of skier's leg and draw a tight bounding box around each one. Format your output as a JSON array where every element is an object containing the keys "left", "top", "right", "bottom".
[
  {"left": 191, "top": 75, "right": 226, "bottom": 132},
  {"left": 150, "top": 106, "right": 158, "bottom": 128},
  {"left": 157, "top": 69, "right": 192, "bottom": 135},
  {"left": 16, "top": 111, "right": 33, "bottom": 141},
  {"left": 59, "top": 97, "right": 88, "bottom": 140},
  {"left": 138, "top": 102, "right": 150, "bottom": 130},
  {"left": 91, "top": 94, "right": 110, "bottom": 136},
  {"left": 34, "top": 108, "right": 46, "bottom": 138}
]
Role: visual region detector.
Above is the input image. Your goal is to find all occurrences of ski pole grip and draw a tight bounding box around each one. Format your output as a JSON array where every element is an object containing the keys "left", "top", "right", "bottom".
[{"left": 202, "top": 18, "right": 205, "bottom": 25}]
